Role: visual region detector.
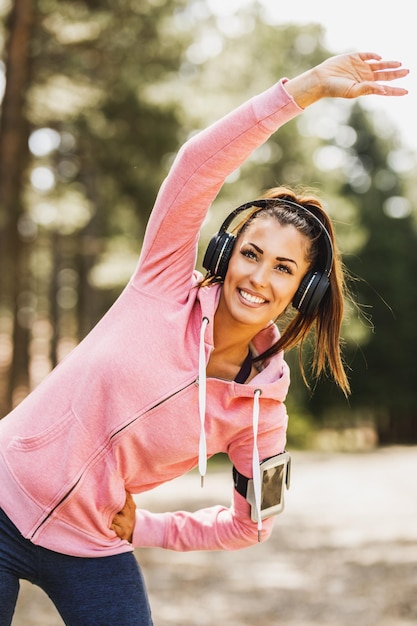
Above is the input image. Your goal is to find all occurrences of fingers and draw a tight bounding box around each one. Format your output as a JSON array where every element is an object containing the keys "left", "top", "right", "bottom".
[
  {"left": 360, "top": 55, "right": 409, "bottom": 83},
  {"left": 124, "top": 491, "right": 136, "bottom": 514},
  {"left": 372, "top": 68, "right": 410, "bottom": 82},
  {"left": 357, "top": 52, "right": 382, "bottom": 62},
  {"left": 356, "top": 53, "right": 407, "bottom": 71},
  {"left": 368, "top": 62, "right": 409, "bottom": 85},
  {"left": 347, "top": 82, "right": 408, "bottom": 99},
  {"left": 110, "top": 491, "right": 136, "bottom": 542},
  {"left": 376, "top": 86, "right": 409, "bottom": 96},
  {"left": 285, "top": 51, "right": 409, "bottom": 108},
  {"left": 111, "top": 511, "right": 133, "bottom": 541},
  {"left": 341, "top": 53, "right": 409, "bottom": 98},
  {"left": 368, "top": 60, "right": 404, "bottom": 71},
  {"left": 358, "top": 65, "right": 409, "bottom": 97}
]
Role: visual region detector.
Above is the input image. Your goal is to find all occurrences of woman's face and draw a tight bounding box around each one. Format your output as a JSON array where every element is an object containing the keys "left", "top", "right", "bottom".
[{"left": 219, "top": 216, "right": 310, "bottom": 331}]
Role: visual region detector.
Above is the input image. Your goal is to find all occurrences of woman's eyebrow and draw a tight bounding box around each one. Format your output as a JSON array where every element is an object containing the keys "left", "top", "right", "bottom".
[{"left": 247, "top": 241, "right": 298, "bottom": 267}]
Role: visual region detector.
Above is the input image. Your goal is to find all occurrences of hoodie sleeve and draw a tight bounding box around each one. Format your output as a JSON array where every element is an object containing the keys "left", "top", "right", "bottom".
[
  {"left": 130, "top": 80, "right": 302, "bottom": 302},
  {"left": 130, "top": 404, "right": 287, "bottom": 552},
  {"left": 131, "top": 488, "right": 275, "bottom": 551}
]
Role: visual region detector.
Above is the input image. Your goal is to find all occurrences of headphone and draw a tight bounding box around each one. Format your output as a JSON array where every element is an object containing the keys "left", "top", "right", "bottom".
[{"left": 202, "top": 198, "right": 334, "bottom": 316}]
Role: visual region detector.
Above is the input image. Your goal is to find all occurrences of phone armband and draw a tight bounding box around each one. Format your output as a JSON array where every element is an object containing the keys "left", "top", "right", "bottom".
[{"left": 233, "top": 451, "right": 291, "bottom": 522}]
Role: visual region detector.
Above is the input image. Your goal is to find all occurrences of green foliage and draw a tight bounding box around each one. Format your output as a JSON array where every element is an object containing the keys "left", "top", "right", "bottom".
[
  {"left": 30, "top": 0, "right": 192, "bottom": 230},
  {"left": 285, "top": 410, "right": 318, "bottom": 450},
  {"left": 23, "top": 0, "right": 194, "bottom": 335},
  {"left": 307, "top": 105, "right": 417, "bottom": 442}
]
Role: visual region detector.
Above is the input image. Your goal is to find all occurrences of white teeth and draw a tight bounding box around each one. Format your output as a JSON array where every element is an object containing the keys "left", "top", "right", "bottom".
[{"left": 239, "top": 289, "right": 266, "bottom": 304}]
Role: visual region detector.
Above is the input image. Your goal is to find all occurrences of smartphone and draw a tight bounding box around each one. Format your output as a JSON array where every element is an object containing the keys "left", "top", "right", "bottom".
[{"left": 246, "top": 451, "right": 291, "bottom": 522}]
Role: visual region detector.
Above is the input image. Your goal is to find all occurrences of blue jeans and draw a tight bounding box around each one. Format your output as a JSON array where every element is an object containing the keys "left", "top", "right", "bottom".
[{"left": 0, "top": 508, "right": 153, "bottom": 625}]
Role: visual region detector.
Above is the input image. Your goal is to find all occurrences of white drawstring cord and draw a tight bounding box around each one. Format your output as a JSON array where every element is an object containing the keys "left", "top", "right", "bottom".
[
  {"left": 252, "top": 388, "right": 262, "bottom": 541},
  {"left": 198, "top": 317, "right": 263, "bottom": 540},
  {"left": 198, "top": 317, "right": 209, "bottom": 487}
]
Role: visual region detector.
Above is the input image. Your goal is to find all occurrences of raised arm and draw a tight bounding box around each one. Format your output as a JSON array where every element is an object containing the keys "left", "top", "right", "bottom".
[{"left": 134, "top": 52, "right": 408, "bottom": 298}]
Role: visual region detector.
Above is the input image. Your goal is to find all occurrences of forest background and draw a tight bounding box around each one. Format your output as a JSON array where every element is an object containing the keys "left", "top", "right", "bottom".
[{"left": 0, "top": 0, "right": 416, "bottom": 448}]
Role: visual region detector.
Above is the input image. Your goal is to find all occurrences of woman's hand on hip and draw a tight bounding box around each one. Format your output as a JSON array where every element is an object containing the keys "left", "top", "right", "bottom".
[{"left": 110, "top": 491, "right": 136, "bottom": 542}]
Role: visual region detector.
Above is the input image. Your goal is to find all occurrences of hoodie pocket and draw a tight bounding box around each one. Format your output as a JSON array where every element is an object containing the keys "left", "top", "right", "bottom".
[{"left": 4, "top": 409, "right": 92, "bottom": 511}]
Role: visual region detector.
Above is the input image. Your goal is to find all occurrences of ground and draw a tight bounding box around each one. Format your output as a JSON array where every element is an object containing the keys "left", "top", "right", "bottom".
[{"left": 12, "top": 447, "right": 417, "bottom": 625}]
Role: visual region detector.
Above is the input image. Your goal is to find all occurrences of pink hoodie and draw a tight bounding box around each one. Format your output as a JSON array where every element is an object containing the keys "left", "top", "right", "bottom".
[{"left": 0, "top": 80, "right": 302, "bottom": 557}]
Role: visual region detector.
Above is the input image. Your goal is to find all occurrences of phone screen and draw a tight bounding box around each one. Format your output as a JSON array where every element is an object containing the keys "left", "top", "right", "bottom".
[
  {"left": 246, "top": 451, "right": 291, "bottom": 522},
  {"left": 261, "top": 464, "right": 285, "bottom": 510}
]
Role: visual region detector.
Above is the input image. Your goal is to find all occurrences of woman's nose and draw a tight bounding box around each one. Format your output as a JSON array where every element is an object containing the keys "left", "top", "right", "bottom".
[{"left": 250, "top": 263, "right": 269, "bottom": 288}]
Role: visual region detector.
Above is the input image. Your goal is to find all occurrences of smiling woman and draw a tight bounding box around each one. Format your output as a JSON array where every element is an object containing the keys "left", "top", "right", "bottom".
[
  {"left": 201, "top": 190, "right": 344, "bottom": 393},
  {"left": 0, "top": 50, "right": 409, "bottom": 625}
]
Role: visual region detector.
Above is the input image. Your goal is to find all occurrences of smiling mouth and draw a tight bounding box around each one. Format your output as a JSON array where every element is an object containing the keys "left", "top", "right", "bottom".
[{"left": 238, "top": 289, "right": 268, "bottom": 305}]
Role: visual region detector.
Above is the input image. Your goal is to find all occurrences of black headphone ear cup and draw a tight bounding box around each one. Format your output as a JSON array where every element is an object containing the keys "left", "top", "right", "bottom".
[
  {"left": 293, "top": 271, "right": 314, "bottom": 313},
  {"left": 293, "top": 271, "right": 330, "bottom": 316},
  {"left": 202, "top": 234, "right": 219, "bottom": 273},
  {"left": 202, "top": 232, "right": 236, "bottom": 280}
]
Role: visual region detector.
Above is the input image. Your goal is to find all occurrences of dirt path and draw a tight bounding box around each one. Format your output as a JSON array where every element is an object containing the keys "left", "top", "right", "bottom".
[{"left": 12, "top": 447, "right": 417, "bottom": 625}]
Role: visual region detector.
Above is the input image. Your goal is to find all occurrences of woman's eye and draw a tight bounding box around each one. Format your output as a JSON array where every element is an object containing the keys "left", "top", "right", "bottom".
[
  {"left": 275, "top": 263, "right": 292, "bottom": 275},
  {"left": 241, "top": 248, "right": 258, "bottom": 261}
]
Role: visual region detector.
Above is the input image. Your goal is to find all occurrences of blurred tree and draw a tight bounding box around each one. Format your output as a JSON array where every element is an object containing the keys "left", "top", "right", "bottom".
[
  {"left": 0, "top": 0, "right": 34, "bottom": 411},
  {"left": 28, "top": 0, "right": 192, "bottom": 336},
  {"left": 306, "top": 104, "right": 417, "bottom": 443},
  {"left": 0, "top": 0, "right": 192, "bottom": 410},
  {"left": 340, "top": 106, "right": 417, "bottom": 443}
]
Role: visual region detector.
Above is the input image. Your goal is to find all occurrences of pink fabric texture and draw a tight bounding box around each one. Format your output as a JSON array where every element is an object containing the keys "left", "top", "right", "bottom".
[{"left": 0, "top": 80, "right": 302, "bottom": 557}]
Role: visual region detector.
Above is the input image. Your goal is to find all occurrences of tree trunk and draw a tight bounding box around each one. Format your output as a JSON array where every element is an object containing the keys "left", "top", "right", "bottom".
[{"left": 0, "top": 0, "right": 35, "bottom": 414}]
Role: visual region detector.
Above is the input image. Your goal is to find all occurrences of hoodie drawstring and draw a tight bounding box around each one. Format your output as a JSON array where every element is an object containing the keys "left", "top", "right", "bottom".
[
  {"left": 252, "top": 388, "right": 263, "bottom": 541},
  {"left": 197, "top": 316, "right": 263, "bottom": 541},
  {"left": 198, "top": 317, "right": 209, "bottom": 487}
]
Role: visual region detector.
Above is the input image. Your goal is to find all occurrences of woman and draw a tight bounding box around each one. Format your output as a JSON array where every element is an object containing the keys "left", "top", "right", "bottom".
[{"left": 0, "top": 51, "right": 408, "bottom": 624}]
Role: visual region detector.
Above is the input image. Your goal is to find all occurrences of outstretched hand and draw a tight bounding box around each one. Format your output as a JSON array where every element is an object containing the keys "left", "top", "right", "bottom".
[
  {"left": 110, "top": 491, "right": 136, "bottom": 542},
  {"left": 286, "top": 52, "right": 409, "bottom": 109}
]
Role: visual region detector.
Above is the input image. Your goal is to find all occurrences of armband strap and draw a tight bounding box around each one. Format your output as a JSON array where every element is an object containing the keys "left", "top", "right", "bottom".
[{"left": 232, "top": 465, "right": 249, "bottom": 498}]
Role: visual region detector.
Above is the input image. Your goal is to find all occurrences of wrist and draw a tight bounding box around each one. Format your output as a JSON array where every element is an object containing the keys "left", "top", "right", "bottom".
[{"left": 285, "top": 67, "right": 322, "bottom": 109}]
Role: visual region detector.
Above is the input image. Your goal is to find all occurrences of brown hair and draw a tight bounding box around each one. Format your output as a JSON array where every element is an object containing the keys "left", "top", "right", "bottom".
[{"left": 202, "top": 186, "right": 350, "bottom": 395}]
